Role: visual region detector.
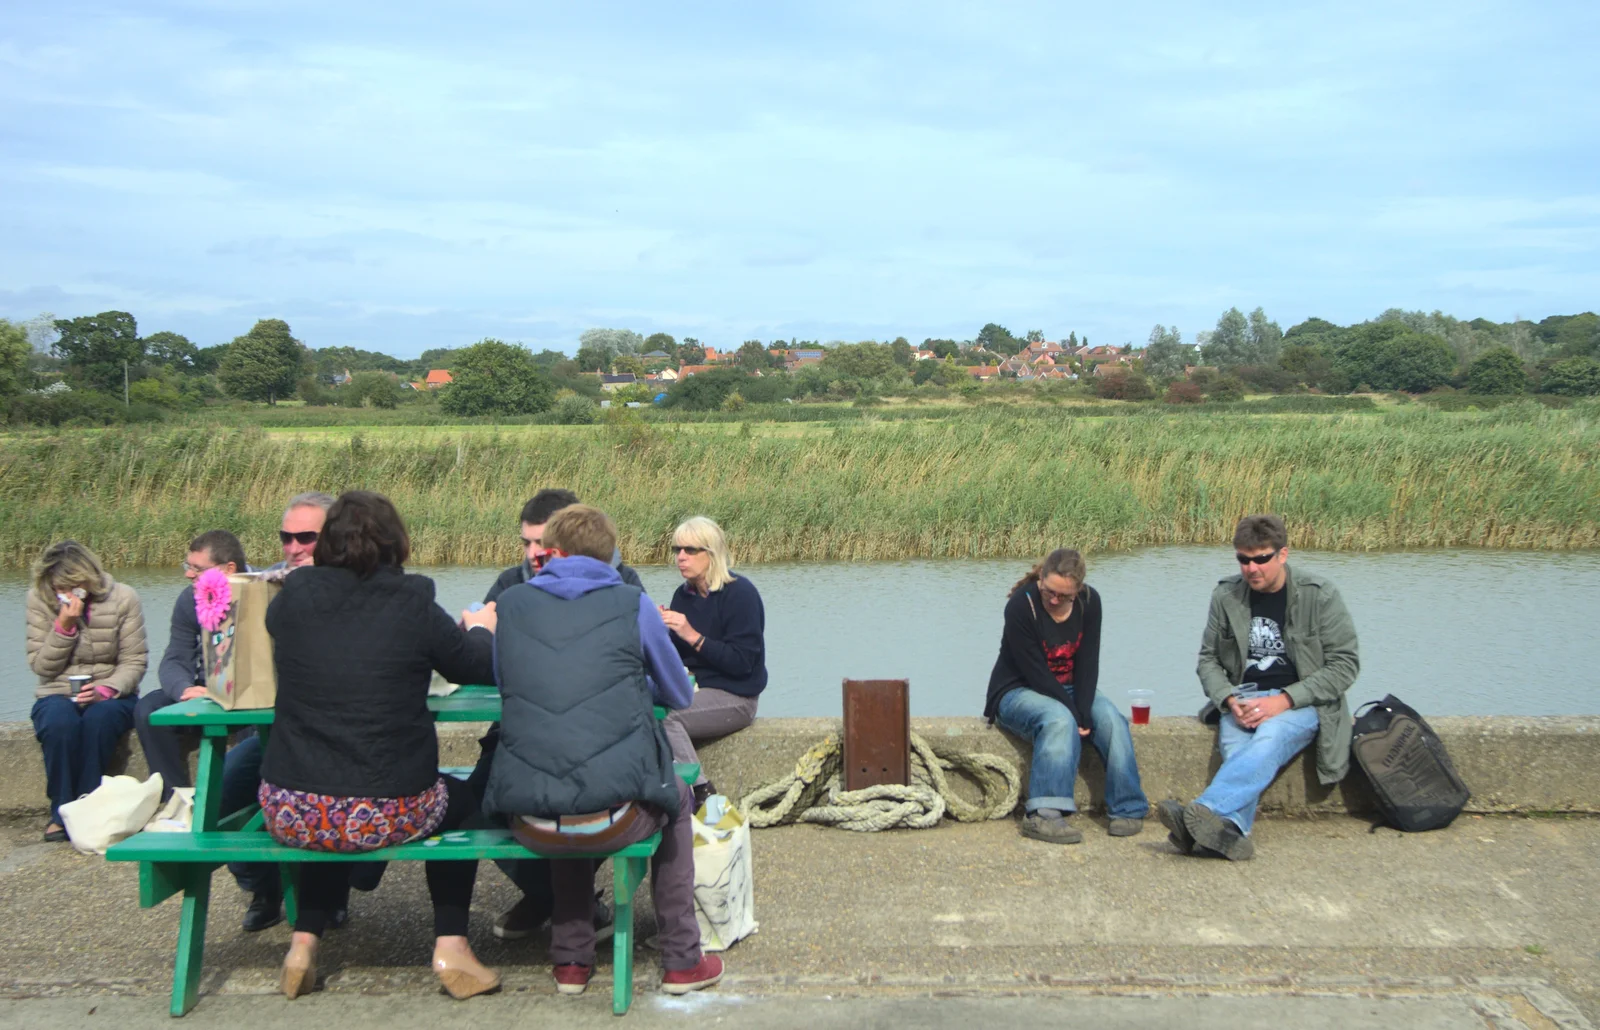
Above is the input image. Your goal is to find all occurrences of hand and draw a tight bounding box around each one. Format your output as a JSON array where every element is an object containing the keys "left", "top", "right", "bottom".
[
  {"left": 1237, "top": 693, "right": 1292, "bottom": 730},
  {"left": 74, "top": 686, "right": 99, "bottom": 704},
  {"left": 658, "top": 609, "right": 702, "bottom": 646},
  {"left": 462, "top": 601, "right": 497, "bottom": 633},
  {"left": 57, "top": 593, "right": 85, "bottom": 631},
  {"left": 1078, "top": 727, "right": 1091, "bottom": 737},
  {"left": 181, "top": 686, "right": 208, "bottom": 701}
]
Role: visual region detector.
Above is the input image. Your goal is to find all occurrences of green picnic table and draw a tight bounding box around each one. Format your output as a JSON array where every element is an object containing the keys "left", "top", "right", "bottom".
[{"left": 107, "top": 685, "right": 689, "bottom": 1017}]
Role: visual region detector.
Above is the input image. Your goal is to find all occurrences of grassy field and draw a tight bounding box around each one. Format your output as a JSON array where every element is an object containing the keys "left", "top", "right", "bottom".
[{"left": 0, "top": 403, "right": 1595, "bottom": 569}]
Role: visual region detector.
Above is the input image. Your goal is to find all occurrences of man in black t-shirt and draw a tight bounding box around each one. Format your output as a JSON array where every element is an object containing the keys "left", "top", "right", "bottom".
[{"left": 1156, "top": 515, "right": 1360, "bottom": 861}]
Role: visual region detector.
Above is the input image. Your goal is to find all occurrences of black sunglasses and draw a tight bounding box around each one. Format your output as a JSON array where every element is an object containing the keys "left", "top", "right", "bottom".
[
  {"left": 670, "top": 545, "right": 706, "bottom": 556},
  {"left": 1235, "top": 549, "right": 1281, "bottom": 565},
  {"left": 280, "top": 530, "right": 319, "bottom": 545}
]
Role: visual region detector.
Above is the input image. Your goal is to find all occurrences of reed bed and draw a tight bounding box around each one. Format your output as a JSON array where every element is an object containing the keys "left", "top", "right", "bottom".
[{"left": 1, "top": 406, "right": 1595, "bottom": 569}]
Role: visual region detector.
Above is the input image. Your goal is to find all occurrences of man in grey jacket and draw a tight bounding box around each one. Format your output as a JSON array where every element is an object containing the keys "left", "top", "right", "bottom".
[
  {"left": 132, "top": 529, "right": 248, "bottom": 803},
  {"left": 1158, "top": 514, "right": 1360, "bottom": 861}
]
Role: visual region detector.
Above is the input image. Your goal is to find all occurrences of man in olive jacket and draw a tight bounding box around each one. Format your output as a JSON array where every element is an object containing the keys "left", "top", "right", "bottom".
[{"left": 1157, "top": 514, "right": 1360, "bottom": 861}]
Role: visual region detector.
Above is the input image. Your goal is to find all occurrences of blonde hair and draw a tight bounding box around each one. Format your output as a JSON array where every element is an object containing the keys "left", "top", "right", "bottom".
[
  {"left": 32, "top": 540, "right": 110, "bottom": 608},
  {"left": 544, "top": 505, "right": 618, "bottom": 563},
  {"left": 673, "top": 516, "right": 734, "bottom": 593}
]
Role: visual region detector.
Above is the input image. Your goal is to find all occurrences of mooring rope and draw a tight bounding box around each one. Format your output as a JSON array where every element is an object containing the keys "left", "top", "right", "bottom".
[{"left": 739, "top": 733, "right": 1021, "bottom": 832}]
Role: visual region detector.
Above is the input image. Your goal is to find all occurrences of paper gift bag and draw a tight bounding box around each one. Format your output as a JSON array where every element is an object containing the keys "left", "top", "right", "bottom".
[{"left": 202, "top": 573, "right": 281, "bottom": 709}]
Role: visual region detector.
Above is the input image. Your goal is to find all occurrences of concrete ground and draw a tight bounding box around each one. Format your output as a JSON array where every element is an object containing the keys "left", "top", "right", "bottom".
[{"left": 0, "top": 813, "right": 1595, "bottom": 1028}]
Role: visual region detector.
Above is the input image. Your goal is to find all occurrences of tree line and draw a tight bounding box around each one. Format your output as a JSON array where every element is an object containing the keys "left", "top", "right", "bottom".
[{"left": 2, "top": 305, "right": 1595, "bottom": 426}]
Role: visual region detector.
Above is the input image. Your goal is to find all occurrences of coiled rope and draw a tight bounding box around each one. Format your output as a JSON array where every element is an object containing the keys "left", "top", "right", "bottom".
[{"left": 738, "top": 733, "right": 1021, "bottom": 832}]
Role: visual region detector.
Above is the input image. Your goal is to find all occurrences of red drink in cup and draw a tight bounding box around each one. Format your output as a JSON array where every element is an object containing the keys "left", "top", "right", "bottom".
[{"left": 1128, "top": 689, "right": 1154, "bottom": 726}]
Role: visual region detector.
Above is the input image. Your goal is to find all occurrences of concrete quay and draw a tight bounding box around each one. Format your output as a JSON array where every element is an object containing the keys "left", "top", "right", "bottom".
[
  {"left": 0, "top": 813, "right": 1596, "bottom": 1027},
  {"left": 3, "top": 715, "right": 1596, "bottom": 818}
]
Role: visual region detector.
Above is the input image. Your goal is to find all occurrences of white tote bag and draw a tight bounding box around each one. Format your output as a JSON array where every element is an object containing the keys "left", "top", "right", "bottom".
[
  {"left": 59, "top": 773, "right": 164, "bottom": 855},
  {"left": 691, "top": 798, "right": 758, "bottom": 951}
]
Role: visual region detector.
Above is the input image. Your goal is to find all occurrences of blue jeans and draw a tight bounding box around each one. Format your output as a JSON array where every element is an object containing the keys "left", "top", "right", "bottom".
[
  {"left": 995, "top": 687, "right": 1148, "bottom": 820},
  {"left": 32, "top": 693, "right": 138, "bottom": 825},
  {"left": 1195, "top": 689, "right": 1320, "bottom": 836}
]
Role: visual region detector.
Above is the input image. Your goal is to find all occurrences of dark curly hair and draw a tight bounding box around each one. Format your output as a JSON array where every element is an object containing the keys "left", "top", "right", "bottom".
[{"left": 313, "top": 491, "right": 410, "bottom": 578}]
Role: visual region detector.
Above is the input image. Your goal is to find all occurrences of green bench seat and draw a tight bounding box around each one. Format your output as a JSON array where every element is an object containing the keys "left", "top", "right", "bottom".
[{"left": 109, "top": 825, "right": 663, "bottom": 1016}]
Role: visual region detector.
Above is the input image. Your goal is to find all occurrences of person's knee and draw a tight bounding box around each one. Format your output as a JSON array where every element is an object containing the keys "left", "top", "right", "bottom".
[
  {"left": 33, "top": 696, "right": 79, "bottom": 739},
  {"left": 82, "top": 698, "right": 133, "bottom": 737}
]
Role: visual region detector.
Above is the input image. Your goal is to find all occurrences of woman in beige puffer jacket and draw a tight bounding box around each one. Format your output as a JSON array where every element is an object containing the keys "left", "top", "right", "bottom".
[{"left": 25, "top": 540, "right": 147, "bottom": 841}]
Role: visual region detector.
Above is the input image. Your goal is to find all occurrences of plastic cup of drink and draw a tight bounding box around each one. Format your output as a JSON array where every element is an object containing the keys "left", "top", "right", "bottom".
[{"left": 1127, "top": 689, "right": 1154, "bottom": 726}]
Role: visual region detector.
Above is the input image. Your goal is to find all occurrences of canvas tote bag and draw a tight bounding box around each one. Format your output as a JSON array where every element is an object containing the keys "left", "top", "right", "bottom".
[
  {"left": 60, "top": 773, "right": 164, "bottom": 854},
  {"left": 201, "top": 573, "right": 281, "bottom": 710}
]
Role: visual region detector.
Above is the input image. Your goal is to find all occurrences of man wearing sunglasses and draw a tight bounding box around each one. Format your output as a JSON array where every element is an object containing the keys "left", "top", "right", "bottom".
[
  {"left": 1157, "top": 514, "right": 1360, "bottom": 861},
  {"left": 474, "top": 488, "right": 642, "bottom": 943}
]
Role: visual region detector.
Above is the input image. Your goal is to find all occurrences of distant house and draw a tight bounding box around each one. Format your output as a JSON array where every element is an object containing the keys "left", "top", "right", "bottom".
[
  {"left": 657, "top": 368, "right": 680, "bottom": 382},
  {"left": 330, "top": 368, "right": 353, "bottom": 386},
  {"left": 600, "top": 373, "right": 638, "bottom": 391},
  {"left": 407, "top": 380, "right": 426, "bottom": 391},
  {"left": 701, "top": 346, "right": 721, "bottom": 364},
  {"left": 784, "top": 348, "right": 824, "bottom": 372},
  {"left": 1039, "top": 368, "right": 1074, "bottom": 381},
  {"left": 913, "top": 350, "right": 936, "bottom": 361},
  {"left": 967, "top": 365, "right": 1000, "bottom": 380},
  {"left": 642, "top": 350, "right": 669, "bottom": 360},
  {"left": 1080, "top": 346, "right": 1120, "bottom": 364},
  {"left": 425, "top": 369, "right": 454, "bottom": 388},
  {"left": 678, "top": 364, "right": 714, "bottom": 378}
]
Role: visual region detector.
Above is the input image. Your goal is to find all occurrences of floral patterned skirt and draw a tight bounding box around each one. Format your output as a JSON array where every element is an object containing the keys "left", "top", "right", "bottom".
[{"left": 258, "top": 778, "right": 449, "bottom": 853}]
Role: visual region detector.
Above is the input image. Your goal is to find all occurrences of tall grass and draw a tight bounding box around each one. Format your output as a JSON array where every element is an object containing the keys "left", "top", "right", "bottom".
[{"left": 1, "top": 406, "right": 1595, "bottom": 569}]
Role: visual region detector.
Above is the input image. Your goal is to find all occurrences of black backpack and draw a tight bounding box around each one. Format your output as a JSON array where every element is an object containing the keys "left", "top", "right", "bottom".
[{"left": 1350, "top": 695, "right": 1470, "bottom": 831}]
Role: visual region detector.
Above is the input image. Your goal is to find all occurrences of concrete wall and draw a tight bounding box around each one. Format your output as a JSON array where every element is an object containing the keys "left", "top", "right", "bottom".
[{"left": 2, "top": 716, "right": 1596, "bottom": 818}]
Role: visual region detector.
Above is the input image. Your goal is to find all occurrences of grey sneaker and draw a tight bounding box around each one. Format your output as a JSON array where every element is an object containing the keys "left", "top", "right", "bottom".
[
  {"left": 1108, "top": 817, "right": 1144, "bottom": 837},
  {"left": 1156, "top": 800, "right": 1195, "bottom": 854},
  {"left": 1183, "top": 803, "right": 1255, "bottom": 861},
  {"left": 1019, "top": 811, "right": 1084, "bottom": 844},
  {"left": 493, "top": 895, "right": 550, "bottom": 940}
]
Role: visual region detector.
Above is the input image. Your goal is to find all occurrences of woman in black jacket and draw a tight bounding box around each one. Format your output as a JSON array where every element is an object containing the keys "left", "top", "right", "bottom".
[
  {"left": 260, "top": 491, "right": 500, "bottom": 1001},
  {"left": 984, "top": 548, "right": 1147, "bottom": 844}
]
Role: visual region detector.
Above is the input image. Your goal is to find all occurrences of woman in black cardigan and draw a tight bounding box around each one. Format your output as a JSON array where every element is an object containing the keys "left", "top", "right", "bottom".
[
  {"left": 983, "top": 548, "right": 1148, "bottom": 844},
  {"left": 260, "top": 491, "right": 500, "bottom": 1001}
]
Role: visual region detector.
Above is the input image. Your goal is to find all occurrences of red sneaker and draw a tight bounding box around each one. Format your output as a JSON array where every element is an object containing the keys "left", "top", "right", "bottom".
[
  {"left": 660, "top": 953, "right": 723, "bottom": 995},
  {"left": 552, "top": 963, "right": 592, "bottom": 995}
]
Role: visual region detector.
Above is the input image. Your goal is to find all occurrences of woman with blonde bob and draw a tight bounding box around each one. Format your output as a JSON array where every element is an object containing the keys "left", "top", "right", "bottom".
[
  {"left": 25, "top": 540, "right": 148, "bottom": 842},
  {"left": 656, "top": 516, "right": 767, "bottom": 804}
]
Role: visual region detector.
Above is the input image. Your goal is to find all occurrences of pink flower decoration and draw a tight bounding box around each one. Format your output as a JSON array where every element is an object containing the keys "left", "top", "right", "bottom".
[{"left": 194, "top": 567, "right": 233, "bottom": 631}]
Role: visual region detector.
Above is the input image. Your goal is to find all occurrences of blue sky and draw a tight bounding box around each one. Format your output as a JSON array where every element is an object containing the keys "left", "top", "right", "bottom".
[{"left": 3, "top": 2, "right": 1597, "bottom": 357}]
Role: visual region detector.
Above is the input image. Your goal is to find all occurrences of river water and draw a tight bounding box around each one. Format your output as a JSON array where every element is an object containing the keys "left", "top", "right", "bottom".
[{"left": 2, "top": 548, "right": 1597, "bottom": 723}]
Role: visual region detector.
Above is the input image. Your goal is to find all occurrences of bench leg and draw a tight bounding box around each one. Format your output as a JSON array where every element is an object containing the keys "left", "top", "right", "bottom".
[
  {"left": 281, "top": 863, "right": 299, "bottom": 926},
  {"left": 611, "top": 855, "right": 648, "bottom": 1016},
  {"left": 170, "top": 868, "right": 211, "bottom": 1017}
]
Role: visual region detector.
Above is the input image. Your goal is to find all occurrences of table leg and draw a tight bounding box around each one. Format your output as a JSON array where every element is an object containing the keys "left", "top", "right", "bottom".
[
  {"left": 170, "top": 867, "right": 210, "bottom": 1017},
  {"left": 168, "top": 732, "right": 227, "bottom": 1015}
]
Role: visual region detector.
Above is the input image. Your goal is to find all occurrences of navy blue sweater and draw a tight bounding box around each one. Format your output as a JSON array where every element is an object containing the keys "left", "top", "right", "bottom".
[{"left": 669, "top": 574, "right": 768, "bottom": 698}]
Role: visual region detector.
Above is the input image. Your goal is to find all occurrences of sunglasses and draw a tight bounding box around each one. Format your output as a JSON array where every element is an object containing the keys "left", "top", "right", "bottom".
[
  {"left": 279, "top": 530, "right": 319, "bottom": 545},
  {"left": 1236, "top": 549, "right": 1281, "bottom": 565},
  {"left": 670, "top": 545, "right": 707, "bottom": 556}
]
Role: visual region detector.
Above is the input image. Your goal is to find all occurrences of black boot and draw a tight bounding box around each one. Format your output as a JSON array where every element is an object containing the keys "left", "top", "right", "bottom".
[{"left": 242, "top": 890, "right": 283, "bottom": 932}]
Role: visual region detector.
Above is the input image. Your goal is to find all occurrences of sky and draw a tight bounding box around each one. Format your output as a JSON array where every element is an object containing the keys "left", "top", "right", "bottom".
[{"left": 3, "top": 1, "right": 1598, "bottom": 358}]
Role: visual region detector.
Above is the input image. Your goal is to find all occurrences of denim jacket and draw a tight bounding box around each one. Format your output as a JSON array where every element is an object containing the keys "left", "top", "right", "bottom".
[{"left": 1196, "top": 566, "right": 1360, "bottom": 784}]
